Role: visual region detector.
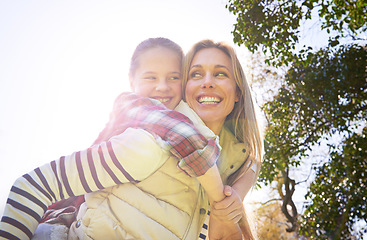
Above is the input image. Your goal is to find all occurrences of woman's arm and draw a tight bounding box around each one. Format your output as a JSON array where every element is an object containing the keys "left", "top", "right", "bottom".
[
  {"left": 211, "top": 163, "right": 257, "bottom": 223},
  {"left": 207, "top": 169, "right": 256, "bottom": 240},
  {"left": 232, "top": 168, "right": 256, "bottom": 201}
]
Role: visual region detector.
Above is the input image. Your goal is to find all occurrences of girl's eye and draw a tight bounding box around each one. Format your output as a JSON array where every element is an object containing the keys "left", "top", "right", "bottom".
[
  {"left": 169, "top": 76, "right": 181, "bottom": 81},
  {"left": 144, "top": 76, "right": 156, "bottom": 80}
]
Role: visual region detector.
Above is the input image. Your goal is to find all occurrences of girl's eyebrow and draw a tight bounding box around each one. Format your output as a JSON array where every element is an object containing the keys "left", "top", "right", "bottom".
[{"left": 142, "top": 71, "right": 156, "bottom": 74}]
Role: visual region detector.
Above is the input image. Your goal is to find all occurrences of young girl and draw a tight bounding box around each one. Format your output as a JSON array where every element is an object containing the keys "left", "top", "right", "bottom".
[{"left": 0, "top": 38, "right": 252, "bottom": 239}]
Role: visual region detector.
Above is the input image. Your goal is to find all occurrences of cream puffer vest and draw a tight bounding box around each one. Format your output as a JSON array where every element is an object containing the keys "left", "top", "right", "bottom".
[
  {"left": 68, "top": 102, "right": 250, "bottom": 240},
  {"left": 69, "top": 154, "right": 209, "bottom": 240}
]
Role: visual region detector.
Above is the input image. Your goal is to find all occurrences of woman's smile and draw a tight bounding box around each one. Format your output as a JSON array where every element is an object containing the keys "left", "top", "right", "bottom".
[
  {"left": 197, "top": 95, "right": 222, "bottom": 104},
  {"left": 185, "top": 48, "right": 239, "bottom": 134}
]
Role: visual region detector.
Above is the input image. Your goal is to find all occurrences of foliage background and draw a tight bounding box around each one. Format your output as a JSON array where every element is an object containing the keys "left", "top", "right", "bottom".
[{"left": 226, "top": 0, "right": 367, "bottom": 238}]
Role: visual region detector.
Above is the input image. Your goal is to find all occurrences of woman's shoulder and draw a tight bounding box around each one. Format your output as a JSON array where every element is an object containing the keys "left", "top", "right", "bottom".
[
  {"left": 175, "top": 101, "right": 217, "bottom": 139},
  {"left": 219, "top": 126, "right": 248, "bottom": 148}
]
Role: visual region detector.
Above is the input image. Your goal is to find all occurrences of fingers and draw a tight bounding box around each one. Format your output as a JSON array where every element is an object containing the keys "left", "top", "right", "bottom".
[
  {"left": 211, "top": 200, "right": 243, "bottom": 223},
  {"left": 211, "top": 187, "right": 244, "bottom": 224},
  {"left": 223, "top": 185, "right": 232, "bottom": 196},
  {"left": 212, "top": 206, "right": 243, "bottom": 223},
  {"left": 214, "top": 196, "right": 233, "bottom": 209},
  {"left": 214, "top": 189, "right": 241, "bottom": 210}
]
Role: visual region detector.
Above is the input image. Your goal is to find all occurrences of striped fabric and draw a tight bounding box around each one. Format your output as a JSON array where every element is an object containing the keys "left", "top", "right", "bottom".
[
  {"left": 198, "top": 210, "right": 210, "bottom": 240},
  {"left": 0, "top": 92, "right": 221, "bottom": 240}
]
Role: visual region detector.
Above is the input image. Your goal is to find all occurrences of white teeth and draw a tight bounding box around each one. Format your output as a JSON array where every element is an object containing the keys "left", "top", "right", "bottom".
[
  {"left": 198, "top": 96, "right": 220, "bottom": 104},
  {"left": 157, "top": 98, "right": 170, "bottom": 103}
]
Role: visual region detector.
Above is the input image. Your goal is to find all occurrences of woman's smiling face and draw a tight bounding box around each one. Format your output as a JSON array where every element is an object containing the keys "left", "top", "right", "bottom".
[{"left": 185, "top": 48, "right": 239, "bottom": 134}]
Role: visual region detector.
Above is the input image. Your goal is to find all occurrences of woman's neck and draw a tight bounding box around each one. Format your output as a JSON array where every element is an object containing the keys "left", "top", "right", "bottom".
[{"left": 205, "top": 121, "right": 224, "bottom": 135}]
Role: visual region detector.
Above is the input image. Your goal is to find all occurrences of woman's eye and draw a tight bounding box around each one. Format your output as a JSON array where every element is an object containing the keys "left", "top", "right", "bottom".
[
  {"left": 190, "top": 72, "right": 202, "bottom": 79},
  {"left": 216, "top": 72, "right": 228, "bottom": 77}
]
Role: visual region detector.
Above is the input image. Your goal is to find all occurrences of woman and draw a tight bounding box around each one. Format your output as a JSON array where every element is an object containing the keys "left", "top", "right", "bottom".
[{"left": 182, "top": 39, "right": 263, "bottom": 239}]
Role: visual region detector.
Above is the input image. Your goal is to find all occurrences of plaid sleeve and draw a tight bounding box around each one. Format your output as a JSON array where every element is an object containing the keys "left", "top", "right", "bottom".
[{"left": 100, "top": 92, "right": 220, "bottom": 177}]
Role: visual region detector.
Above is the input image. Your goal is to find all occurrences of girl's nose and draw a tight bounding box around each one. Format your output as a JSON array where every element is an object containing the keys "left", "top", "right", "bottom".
[{"left": 156, "top": 79, "right": 169, "bottom": 92}]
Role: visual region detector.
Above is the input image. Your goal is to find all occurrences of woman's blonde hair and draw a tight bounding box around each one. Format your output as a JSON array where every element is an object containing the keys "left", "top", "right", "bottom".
[{"left": 182, "top": 39, "right": 263, "bottom": 181}]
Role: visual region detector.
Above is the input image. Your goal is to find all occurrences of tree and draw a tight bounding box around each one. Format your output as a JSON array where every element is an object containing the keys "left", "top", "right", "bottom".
[
  {"left": 262, "top": 44, "right": 366, "bottom": 238},
  {"left": 301, "top": 128, "right": 367, "bottom": 239},
  {"left": 254, "top": 202, "right": 300, "bottom": 239},
  {"left": 226, "top": 0, "right": 367, "bottom": 238},
  {"left": 226, "top": 0, "right": 367, "bottom": 66}
]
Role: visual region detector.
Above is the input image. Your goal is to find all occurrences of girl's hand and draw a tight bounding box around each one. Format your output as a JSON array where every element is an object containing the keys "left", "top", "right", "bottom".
[{"left": 211, "top": 185, "right": 244, "bottom": 224}]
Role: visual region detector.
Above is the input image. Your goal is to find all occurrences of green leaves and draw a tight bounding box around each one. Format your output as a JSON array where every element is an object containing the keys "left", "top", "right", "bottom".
[
  {"left": 227, "top": 0, "right": 304, "bottom": 66},
  {"left": 260, "top": 44, "right": 366, "bottom": 238},
  {"left": 226, "top": 0, "right": 367, "bottom": 66},
  {"left": 300, "top": 128, "right": 367, "bottom": 239},
  {"left": 226, "top": 0, "right": 366, "bottom": 236}
]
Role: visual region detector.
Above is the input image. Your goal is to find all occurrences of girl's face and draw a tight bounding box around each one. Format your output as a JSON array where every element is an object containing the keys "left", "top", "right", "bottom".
[
  {"left": 185, "top": 48, "right": 239, "bottom": 134},
  {"left": 130, "top": 47, "right": 182, "bottom": 110}
]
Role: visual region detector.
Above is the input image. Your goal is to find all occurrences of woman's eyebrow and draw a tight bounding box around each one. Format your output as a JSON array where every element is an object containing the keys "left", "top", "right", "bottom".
[
  {"left": 190, "top": 64, "right": 202, "bottom": 69},
  {"left": 215, "top": 65, "right": 230, "bottom": 71}
]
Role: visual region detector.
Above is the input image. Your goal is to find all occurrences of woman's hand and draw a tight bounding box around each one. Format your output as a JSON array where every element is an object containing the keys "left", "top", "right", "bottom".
[
  {"left": 211, "top": 185, "right": 244, "bottom": 224},
  {"left": 208, "top": 215, "right": 243, "bottom": 240}
]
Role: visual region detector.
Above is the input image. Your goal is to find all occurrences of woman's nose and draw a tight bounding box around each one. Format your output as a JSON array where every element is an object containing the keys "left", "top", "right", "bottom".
[{"left": 201, "top": 74, "right": 215, "bottom": 88}]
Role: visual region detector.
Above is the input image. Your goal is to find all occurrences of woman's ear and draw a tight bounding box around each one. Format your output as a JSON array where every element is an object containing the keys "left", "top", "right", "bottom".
[{"left": 235, "top": 88, "right": 241, "bottom": 102}]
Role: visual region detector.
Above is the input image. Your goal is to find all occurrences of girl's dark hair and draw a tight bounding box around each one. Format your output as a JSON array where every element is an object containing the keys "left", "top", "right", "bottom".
[{"left": 129, "top": 37, "right": 183, "bottom": 78}]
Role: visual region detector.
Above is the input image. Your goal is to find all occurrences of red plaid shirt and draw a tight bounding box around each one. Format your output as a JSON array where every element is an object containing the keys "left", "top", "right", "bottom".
[{"left": 94, "top": 92, "right": 220, "bottom": 177}]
